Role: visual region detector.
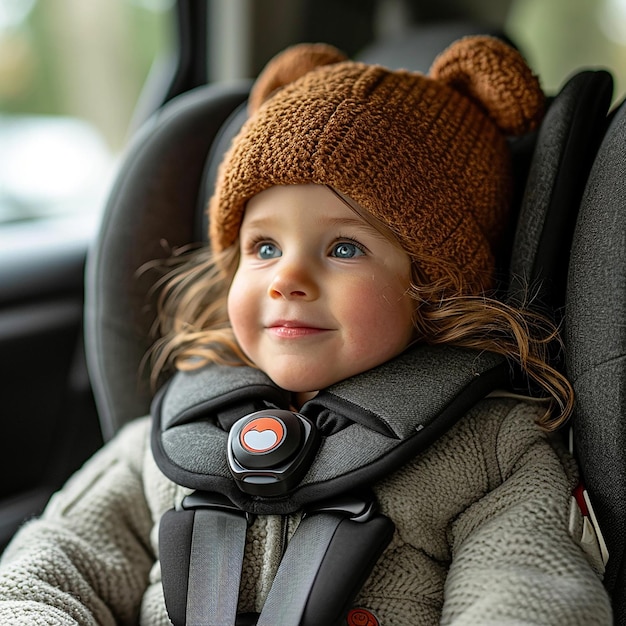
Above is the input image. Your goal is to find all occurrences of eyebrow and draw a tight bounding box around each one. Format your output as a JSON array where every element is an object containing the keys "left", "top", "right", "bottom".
[
  {"left": 239, "top": 214, "right": 278, "bottom": 231},
  {"left": 327, "top": 216, "right": 391, "bottom": 241},
  {"left": 328, "top": 216, "right": 370, "bottom": 228}
]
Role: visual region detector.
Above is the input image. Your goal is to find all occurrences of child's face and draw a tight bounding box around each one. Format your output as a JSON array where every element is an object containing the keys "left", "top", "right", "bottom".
[{"left": 227, "top": 184, "right": 415, "bottom": 401}]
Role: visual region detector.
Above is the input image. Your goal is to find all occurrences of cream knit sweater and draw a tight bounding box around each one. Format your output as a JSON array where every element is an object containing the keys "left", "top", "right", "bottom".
[{"left": 0, "top": 398, "right": 612, "bottom": 625}]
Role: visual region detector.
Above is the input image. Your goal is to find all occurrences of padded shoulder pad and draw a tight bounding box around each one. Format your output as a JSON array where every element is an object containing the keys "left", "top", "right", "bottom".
[
  {"left": 151, "top": 345, "right": 507, "bottom": 514},
  {"left": 319, "top": 345, "right": 503, "bottom": 439},
  {"left": 160, "top": 364, "right": 289, "bottom": 430}
]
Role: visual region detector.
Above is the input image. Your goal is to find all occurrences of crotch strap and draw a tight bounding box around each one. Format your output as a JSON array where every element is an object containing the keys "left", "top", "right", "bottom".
[{"left": 159, "top": 492, "right": 394, "bottom": 626}]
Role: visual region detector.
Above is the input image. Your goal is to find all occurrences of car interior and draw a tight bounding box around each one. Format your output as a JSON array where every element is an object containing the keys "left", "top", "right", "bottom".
[{"left": 1, "top": 0, "right": 625, "bottom": 620}]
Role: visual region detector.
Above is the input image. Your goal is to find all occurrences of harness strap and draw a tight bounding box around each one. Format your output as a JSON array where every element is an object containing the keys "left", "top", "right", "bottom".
[
  {"left": 160, "top": 493, "right": 250, "bottom": 626},
  {"left": 160, "top": 492, "right": 394, "bottom": 626},
  {"left": 259, "top": 496, "right": 394, "bottom": 626},
  {"left": 152, "top": 345, "right": 508, "bottom": 515},
  {"left": 187, "top": 509, "right": 246, "bottom": 626},
  {"left": 258, "top": 512, "right": 347, "bottom": 626}
]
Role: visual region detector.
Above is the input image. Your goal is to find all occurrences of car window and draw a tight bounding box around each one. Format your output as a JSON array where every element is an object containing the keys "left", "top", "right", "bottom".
[
  {"left": 0, "top": 0, "right": 173, "bottom": 226},
  {"left": 508, "top": 0, "right": 626, "bottom": 102}
]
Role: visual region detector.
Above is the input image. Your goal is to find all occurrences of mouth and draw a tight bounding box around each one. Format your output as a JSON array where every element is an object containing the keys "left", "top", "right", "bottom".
[{"left": 265, "top": 319, "right": 331, "bottom": 338}]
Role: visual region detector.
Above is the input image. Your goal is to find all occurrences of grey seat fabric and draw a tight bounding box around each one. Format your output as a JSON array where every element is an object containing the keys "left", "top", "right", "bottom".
[
  {"left": 566, "top": 99, "right": 626, "bottom": 618},
  {"left": 85, "top": 82, "right": 250, "bottom": 441},
  {"left": 507, "top": 69, "right": 623, "bottom": 614},
  {"left": 508, "top": 69, "right": 613, "bottom": 311}
]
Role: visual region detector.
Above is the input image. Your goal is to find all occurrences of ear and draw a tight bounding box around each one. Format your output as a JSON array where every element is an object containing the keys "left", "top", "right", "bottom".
[
  {"left": 430, "top": 36, "right": 545, "bottom": 136},
  {"left": 248, "top": 43, "right": 348, "bottom": 114}
]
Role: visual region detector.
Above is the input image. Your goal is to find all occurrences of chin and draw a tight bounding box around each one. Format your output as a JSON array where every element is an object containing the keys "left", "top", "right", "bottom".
[
  {"left": 267, "top": 369, "right": 355, "bottom": 396},
  {"left": 266, "top": 371, "right": 325, "bottom": 395}
]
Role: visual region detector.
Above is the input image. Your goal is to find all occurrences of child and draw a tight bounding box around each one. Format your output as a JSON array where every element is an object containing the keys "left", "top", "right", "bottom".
[{"left": 0, "top": 36, "right": 612, "bottom": 625}]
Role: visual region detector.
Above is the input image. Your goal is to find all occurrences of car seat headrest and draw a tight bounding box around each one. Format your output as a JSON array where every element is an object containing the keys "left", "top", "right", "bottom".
[{"left": 508, "top": 69, "right": 613, "bottom": 313}]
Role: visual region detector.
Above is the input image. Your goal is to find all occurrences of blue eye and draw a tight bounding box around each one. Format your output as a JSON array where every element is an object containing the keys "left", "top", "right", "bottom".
[
  {"left": 257, "top": 242, "right": 281, "bottom": 259},
  {"left": 331, "top": 241, "right": 365, "bottom": 259}
]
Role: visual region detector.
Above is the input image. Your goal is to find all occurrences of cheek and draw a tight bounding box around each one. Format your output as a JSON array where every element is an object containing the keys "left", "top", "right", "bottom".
[
  {"left": 227, "top": 274, "right": 257, "bottom": 350},
  {"left": 339, "top": 278, "right": 414, "bottom": 354}
]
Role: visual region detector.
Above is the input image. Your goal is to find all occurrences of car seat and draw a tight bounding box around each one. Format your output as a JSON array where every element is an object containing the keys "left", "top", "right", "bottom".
[
  {"left": 508, "top": 70, "right": 613, "bottom": 316},
  {"left": 566, "top": 95, "right": 626, "bottom": 619},
  {"left": 83, "top": 33, "right": 619, "bottom": 619}
]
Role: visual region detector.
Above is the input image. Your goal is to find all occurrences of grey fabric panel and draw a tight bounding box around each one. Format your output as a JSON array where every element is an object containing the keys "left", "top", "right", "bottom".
[
  {"left": 567, "top": 105, "right": 626, "bottom": 376},
  {"left": 199, "top": 103, "right": 249, "bottom": 237},
  {"left": 326, "top": 345, "right": 502, "bottom": 439},
  {"left": 509, "top": 102, "right": 568, "bottom": 282},
  {"left": 509, "top": 70, "right": 612, "bottom": 310},
  {"left": 84, "top": 82, "right": 250, "bottom": 440},
  {"left": 302, "top": 424, "right": 391, "bottom": 483},
  {"left": 566, "top": 100, "right": 626, "bottom": 599},
  {"left": 162, "top": 365, "right": 276, "bottom": 430}
]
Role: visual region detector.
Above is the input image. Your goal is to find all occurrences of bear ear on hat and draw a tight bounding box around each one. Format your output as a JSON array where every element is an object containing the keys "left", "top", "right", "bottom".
[
  {"left": 430, "top": 35, "right": 545, "bottom": 136},
  {"left": 248, "top": 43, "right": 348, "bottom": 114}
]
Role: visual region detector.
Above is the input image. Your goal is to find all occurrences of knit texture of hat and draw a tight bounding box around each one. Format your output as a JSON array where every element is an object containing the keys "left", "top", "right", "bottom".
[{"left": 209, "top": 36, "right": 545, "bottom": 293}]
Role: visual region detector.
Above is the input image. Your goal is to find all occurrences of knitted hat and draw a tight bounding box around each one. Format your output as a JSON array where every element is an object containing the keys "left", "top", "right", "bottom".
[{"left": 208, "top": 36, "right": 545, "bottom": 293}]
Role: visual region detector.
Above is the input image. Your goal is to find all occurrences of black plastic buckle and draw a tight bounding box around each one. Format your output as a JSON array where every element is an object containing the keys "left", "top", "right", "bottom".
[
  {"left": 227, "top": 409, "right": 320, "bottom": 496},
  {"left": 304, "top": 492, "right": 379, "bottom": 523},
  {"left": 181, "top": 490, "right": 254, "bottom": 525}
]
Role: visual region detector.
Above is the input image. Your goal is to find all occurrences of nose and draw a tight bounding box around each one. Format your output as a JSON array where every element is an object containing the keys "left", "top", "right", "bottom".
[{"left": 268, "top": 260, "right": 319, "bottom": 301}]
